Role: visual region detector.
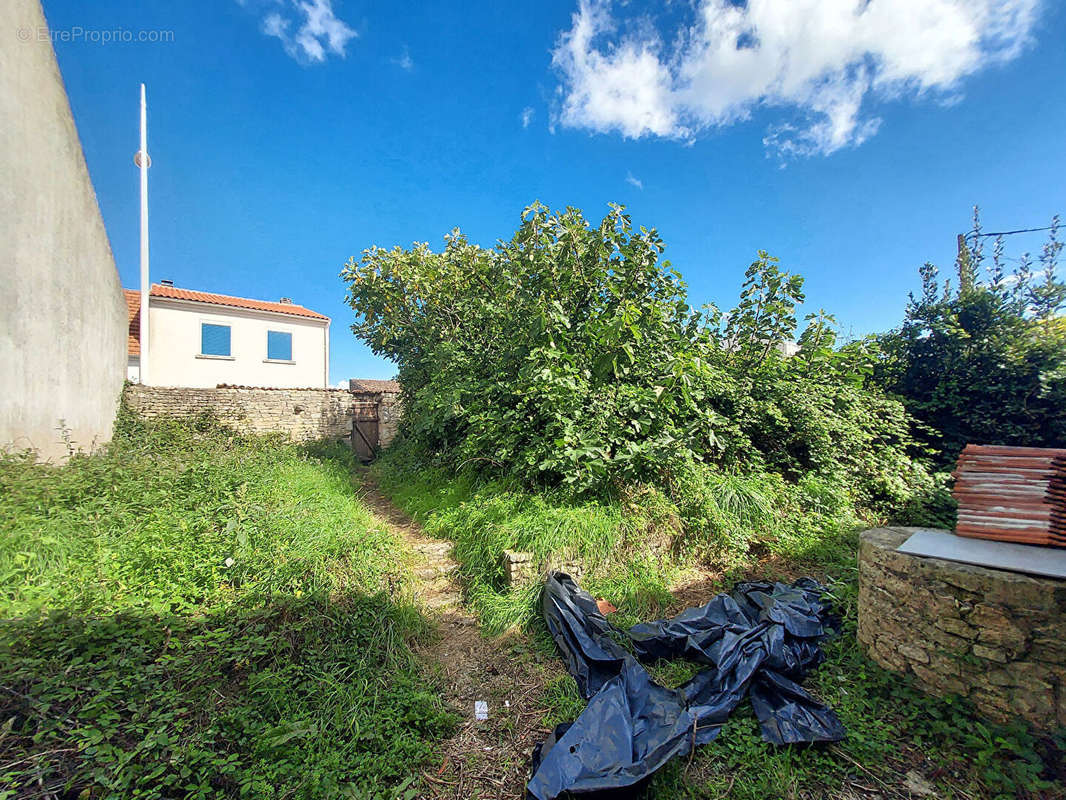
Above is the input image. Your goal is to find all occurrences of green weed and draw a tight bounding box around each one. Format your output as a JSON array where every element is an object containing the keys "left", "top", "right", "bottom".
[
  {"left": 541, "top": 674, "right": 585, "bottom": 730},
  {"left": 0, "top": 411, "right": 456, "bottom": 798},
  {"left": 372, "top": 442, "right": 679, "bottom": 632},
  {"left": 373, "top": 440, "right": 1063, "bottom": 799}
]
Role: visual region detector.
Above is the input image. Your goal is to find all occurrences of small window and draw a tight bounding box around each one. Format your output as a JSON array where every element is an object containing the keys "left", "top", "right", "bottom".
[
  {"left": 267, "top": 330, "right": 292, "bottom": 361},
  {"left": 201, "top": 323, "right": 231, "bottom": 356}
]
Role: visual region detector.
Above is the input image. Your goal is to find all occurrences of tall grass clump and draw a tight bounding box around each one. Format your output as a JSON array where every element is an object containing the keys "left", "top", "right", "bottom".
[
  {"left": 667, "top": 456, "right": 872, "bottom": 574},
  {"left": 373, "top": 441, "right": 678, "bottom": 631},
  {"left": 0, "top": 410, "right": 405, "bottom": 615},
  {"left": 0, "top": 409, "right": 455, "bottom": 798}
]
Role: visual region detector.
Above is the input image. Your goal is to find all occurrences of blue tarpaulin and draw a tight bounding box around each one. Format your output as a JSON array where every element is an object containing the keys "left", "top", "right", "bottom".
[{"left": 527, "top": 573, "right": 845, "bottom": 799}]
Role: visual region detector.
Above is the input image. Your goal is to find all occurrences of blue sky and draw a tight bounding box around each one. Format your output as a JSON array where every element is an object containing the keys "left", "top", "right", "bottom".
[{"left": 42, "top": 0, "right": 1066, "bottom": 384}]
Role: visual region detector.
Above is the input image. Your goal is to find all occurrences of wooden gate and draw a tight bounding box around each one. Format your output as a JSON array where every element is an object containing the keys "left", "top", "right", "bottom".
[{"left": 351, "top": 401, "right": 379, "bottom": 461}]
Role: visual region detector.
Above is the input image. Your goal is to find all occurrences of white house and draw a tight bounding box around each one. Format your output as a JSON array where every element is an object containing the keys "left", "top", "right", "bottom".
[{"left": 125, "top": 282, "right": 329, "bottom": 388}]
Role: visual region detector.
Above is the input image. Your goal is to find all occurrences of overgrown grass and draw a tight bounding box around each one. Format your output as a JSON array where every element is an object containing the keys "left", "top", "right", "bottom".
[
  {"left": 0, "top": 411, "right": 456, "bottom": 799},
  {"left": 374, "top": 440, "right": 875, "bottom": 633},
  {"left": 372, "top": 442, "right": 680, "bottom": 632},
  {"left": 374, "top": 439, "right": 1064, "bottom": 799}
]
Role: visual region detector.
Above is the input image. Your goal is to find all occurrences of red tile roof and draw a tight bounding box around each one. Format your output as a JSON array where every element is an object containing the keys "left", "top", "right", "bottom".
[
  {"left": 123, "top": 285, "right": 329, "bottom": 357},
  {"left": 349, "top": 378, "right": 401, "bottom": 393},
  {"left": 149, "top": 284, "right": 329, "bottom": 320},
  {"left": 124, "top": 289, "right": 141, "bottom": 356}
]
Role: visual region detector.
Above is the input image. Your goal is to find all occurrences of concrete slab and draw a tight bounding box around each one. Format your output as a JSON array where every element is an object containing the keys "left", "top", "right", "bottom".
[{"left": 897, "top": 528, "right": 1066, "bottom": 580}]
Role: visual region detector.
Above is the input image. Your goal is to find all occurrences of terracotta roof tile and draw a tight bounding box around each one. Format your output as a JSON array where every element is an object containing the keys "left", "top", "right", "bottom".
[
  {"left": 149, "top": 284, "right": 329, "bottom": 320},
  {"left": 349, "top": 378, "right": 401, "bottom": 393},
  {"left": 124, "top": 289, "right": 141, "bottom": 357}
]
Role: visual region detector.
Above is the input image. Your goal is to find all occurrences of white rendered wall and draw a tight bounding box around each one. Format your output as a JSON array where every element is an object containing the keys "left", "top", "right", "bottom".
[
  {"left": 0, "top": 0, "right": 127, "bottom": 459},
  {"left": 146, "top": 300, "right": 328, "bottom": 388}
]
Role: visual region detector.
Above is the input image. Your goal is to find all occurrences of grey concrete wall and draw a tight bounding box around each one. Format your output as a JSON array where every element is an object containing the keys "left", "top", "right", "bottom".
[{"left": 0, "top": 0, "right": 127, "bottom": 460}]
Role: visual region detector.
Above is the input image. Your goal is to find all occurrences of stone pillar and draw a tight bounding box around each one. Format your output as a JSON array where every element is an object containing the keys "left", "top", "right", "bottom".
[{"left": 858, "top": 527, "right": 1066, "bottom": 729}]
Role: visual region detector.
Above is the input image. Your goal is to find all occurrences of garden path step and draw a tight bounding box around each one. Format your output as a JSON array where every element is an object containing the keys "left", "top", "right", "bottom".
[
  {"left": 415, "top": 564, "right": 457, "bottom": 580},
  {"left": 413, "top": 541, "right": 453, "bottom": 557},
  {"left": 353, "top": 468, "right": 566, "bottom": 800},
  {"left": 355, "top": 472, "right": 468, "bottom": 618}
]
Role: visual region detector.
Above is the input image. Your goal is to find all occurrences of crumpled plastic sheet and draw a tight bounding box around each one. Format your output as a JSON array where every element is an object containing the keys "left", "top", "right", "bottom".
[{"left": 526, "top": 572, "right": 845, "bottom": 800}]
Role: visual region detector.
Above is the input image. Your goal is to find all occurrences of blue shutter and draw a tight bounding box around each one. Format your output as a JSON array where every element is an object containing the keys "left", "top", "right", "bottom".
[
  {"left": 201, "top": 323, "right": 231, "bottom": 356},
  {"left": 267, "top": 331, "right": 292, "bottom": 361}
]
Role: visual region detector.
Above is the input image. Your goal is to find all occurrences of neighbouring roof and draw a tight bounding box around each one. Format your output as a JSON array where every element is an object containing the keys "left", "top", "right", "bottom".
[
  {"left": 148, "top": 284, "right": 329, "bottom": 320},
  {"left": 124, "top": 289, "right": 141, "bottom": 357},
  {"left": 349, "top": 378, "right": 401, "bottom": 393},
  {"left": 123, "top": 285, "right": 329, "bottom": 357}
]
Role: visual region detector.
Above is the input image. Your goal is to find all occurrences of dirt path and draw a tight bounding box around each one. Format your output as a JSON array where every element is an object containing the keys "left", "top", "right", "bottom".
[{"left": 357, "top": 473, "right": 565, "bottom": 800}]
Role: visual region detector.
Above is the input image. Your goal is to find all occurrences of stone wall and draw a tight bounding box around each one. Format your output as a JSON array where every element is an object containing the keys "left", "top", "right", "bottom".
[
  {"left": 376, "top": 391, "right": 401, "bottom": 448},
  {"left": 124, "top": 384, "right": 357, "bottom": 441},
  {"left": 858, "top": 527, "right": 1066, "bottom": 730},
  {"left": 500, "top": 550, "right": 585, "bottom": 588}
]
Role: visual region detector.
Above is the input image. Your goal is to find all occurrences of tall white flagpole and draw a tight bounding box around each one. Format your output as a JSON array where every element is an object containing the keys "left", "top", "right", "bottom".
[{"left": 137, "top": 83, "right": 150, "bottom": 384}]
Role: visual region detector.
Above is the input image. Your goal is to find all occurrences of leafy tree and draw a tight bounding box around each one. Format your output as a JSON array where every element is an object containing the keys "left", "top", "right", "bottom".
[
  {"left": 720, "top": 251, "right": 805, "bottom": 369},
  {"left": 343, "top": 204, "right": 719, "bottom": 492},
  {"left": 875, "top": 211, "right": 1066, "bottom": 468},
  {"left": 342, "top": 203, "right": 935, "bottom": 517}
]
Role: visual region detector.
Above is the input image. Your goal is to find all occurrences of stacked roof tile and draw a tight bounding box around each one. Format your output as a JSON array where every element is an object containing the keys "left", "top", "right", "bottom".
[{"left": 952, "top": 444, "right": 1066, "bottom": 546}]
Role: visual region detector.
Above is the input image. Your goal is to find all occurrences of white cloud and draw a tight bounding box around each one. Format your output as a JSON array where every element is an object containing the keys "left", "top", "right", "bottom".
[
  {"left": 520, "top": 106, "right": 535, "bottom": 128},
  {"left": 392, "top": 45, "right": 414, "bottom": 71},
  {"left": 551, "top": 0, "right": 1040, "bottom": 157},
  {"left": 625, "top": 171, "right": 643, "bottom": 190},
  {"left": 257, "top": 0, "right": 356, "bottom": 63}
]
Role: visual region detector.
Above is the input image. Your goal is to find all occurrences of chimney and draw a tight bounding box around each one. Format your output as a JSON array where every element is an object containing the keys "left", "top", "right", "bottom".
[
  {"left": 279, "top": 297, "right": 293, "bottom": 304},
  {"left": 160, "top": 279, "right": 174, "bottom": 287}
]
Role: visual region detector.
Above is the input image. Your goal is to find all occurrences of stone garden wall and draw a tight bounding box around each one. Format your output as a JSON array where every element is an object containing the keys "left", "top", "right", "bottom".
[
  {"left": 124, "top": 384, "right": 358, "bottom": 441},
  {"left": 376, "top": 391, "right": 401, "bottom": 449},
  {"left": 858, "top": 527, "right": 1066, "bottom": 730}
]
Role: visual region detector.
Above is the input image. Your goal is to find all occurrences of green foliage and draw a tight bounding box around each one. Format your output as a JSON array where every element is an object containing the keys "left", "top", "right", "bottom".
[
  {"left": 540, "top": 674, "right": 585, "bottom": 729},
  {"left": 0, "top": 412, "right": 455, "bottom": 798},
  {"left": 721, "top": 251, "right": 806, "bottom": 370},
  {"left": 876, "top": 211, "right": 1066, "bottom": 467},
  {"left": 0, "top": 595, "right": 454, "bottom": 799},
  {"left": 344, "top": 204, "right": 940, "bottom": 532},
  {"left": 344, "top": 203, "right": 721, "bottom": 494},
  {"left": 372, "top": 441, "right": 677, "bottom": 632},
  {"left": 0, "top": 411, "right": 405, "bottom": 615},
  {"left": 374, "top": 438, "right": 883, "bottom": 638}
]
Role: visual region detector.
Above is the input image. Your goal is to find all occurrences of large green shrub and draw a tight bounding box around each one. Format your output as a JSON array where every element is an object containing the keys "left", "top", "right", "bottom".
[
  {"left": 876, "top": 213, "right": 1066, "bottom": 468},
  {"left": 343, "top": 204, "right": 936, "bottom": 516},
  {"left": 344, "top": 203, "right": 717, "bottom": 493}
]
